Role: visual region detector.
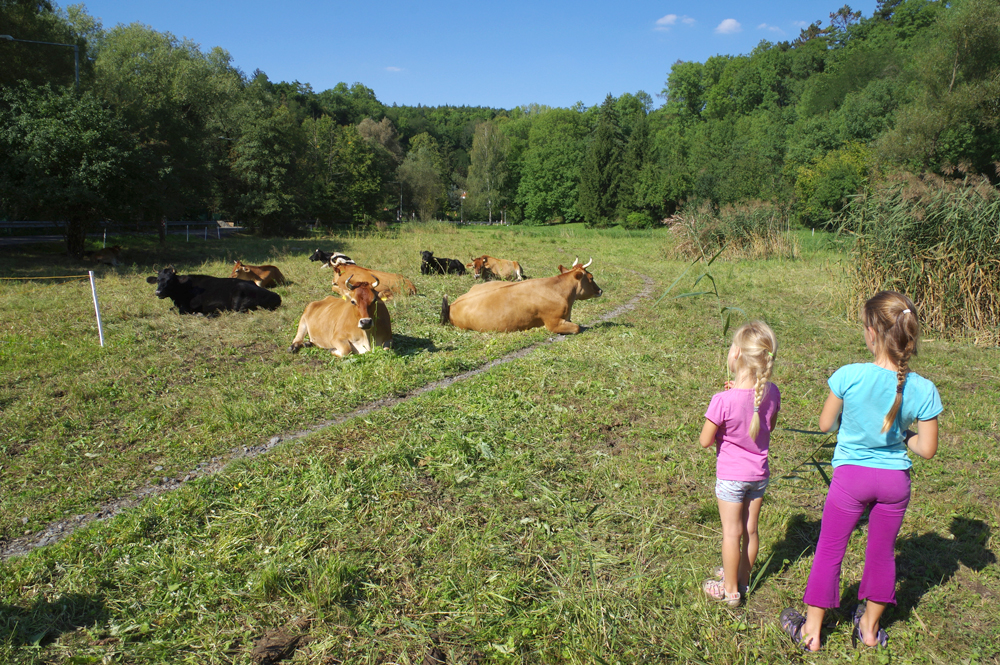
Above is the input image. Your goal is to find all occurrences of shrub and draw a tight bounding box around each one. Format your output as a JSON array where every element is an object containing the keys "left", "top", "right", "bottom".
[
  {"left": 841, "top": 173, "right": 1000, "bottom": 343},
  {"left": 669, "top": 201, "right": 799, "bottom": 260},
  {"left": 621, "top": 211, "right": 654, "bottom": 230}
]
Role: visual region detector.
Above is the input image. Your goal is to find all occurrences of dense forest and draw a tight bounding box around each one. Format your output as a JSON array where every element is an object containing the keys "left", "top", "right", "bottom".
[{"left": 1, "top": 0, "right": 999, "bottom": 255}]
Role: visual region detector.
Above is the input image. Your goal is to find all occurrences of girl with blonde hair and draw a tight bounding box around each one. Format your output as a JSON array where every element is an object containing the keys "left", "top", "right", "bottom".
[
  {"left": 780, "top": 291, "right": 942, "bottom": 651},
  {"left": 700, "top": 320, "right": 780, "bottom": 606}
]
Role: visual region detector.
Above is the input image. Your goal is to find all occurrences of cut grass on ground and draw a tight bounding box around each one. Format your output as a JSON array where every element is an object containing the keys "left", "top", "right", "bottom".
[{"left": 0, "top": 225, "right": 997, "bottom": 663}]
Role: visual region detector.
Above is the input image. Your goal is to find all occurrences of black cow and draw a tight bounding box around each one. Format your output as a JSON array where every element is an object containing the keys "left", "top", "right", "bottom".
[
  {"left": 309, "top": 249, "right": 355, "bottom": 268},
  {"left": 146, "top": 266, "right": 281, "bottom": 315},
  {"left": 420, "top": 250, "right": 466, "bottom": 276}
]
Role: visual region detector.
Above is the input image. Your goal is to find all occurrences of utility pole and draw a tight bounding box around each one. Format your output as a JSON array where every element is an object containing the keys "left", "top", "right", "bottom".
[{"left": 0, "top": 34, "right": 79, "bottom": 89}]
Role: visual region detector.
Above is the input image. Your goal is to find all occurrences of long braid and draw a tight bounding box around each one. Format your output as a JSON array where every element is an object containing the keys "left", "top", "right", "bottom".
[
  {"left": 748, "top": 350, "right": 775, "bottom": 440},
  {"left": 882, "top": 337, "right": 914, "bottom": 433},
  {"left": 867, "top": 292, "right": 920, "bottom": 434}
]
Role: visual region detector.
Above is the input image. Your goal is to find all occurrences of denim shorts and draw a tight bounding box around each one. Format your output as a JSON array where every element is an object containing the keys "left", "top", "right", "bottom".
[{"left": 715, "top": 478, "right": 769, "bottom": 503}]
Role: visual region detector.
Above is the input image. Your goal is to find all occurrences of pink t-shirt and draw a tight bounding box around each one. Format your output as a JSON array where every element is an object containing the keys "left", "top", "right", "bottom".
[{"left": 704, "top": 383, "right": 781, "bottom": 481}]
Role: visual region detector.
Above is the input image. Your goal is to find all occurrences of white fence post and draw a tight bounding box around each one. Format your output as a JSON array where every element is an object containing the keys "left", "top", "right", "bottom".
[{"left": 89, "top": 271, "right": 105, "bottom": 347}]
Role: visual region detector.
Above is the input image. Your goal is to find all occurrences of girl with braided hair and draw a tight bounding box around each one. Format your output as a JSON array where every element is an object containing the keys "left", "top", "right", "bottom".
[
  {"left": 780, "top": 291, "right": 942, "bottom": 652},
  {"left": 699, "top": 321, "right": 780, "bottom": 606}
]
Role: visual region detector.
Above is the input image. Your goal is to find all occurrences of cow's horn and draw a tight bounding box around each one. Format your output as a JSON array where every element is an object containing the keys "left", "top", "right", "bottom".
[
  {"left": 582, "top": 257, "right": 593, "bottom": 269},
  {"left": 346, "top": 275, "right": 355, "bottom": 290},
  {"left": 573, "top": 257, "right": 579, "bottom": 266},
  {"left": 371, "top": 277, "right": 379, "bottom": 289}
]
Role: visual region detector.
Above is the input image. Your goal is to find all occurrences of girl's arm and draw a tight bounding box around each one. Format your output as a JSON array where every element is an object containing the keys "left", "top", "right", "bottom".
[
  {"left": 905, "top": 418, "right": 939, "bottom": 459},
  {"left": 699, "top": 419, "right": 719, "bottom": 448},
  {"left": 819, "top": 391, "right": 844, "bottom": 433}
]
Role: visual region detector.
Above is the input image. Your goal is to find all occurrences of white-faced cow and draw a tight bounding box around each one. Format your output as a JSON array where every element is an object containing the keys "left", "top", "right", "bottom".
[
  {"left": 420, "top": 250, "right": 466, "bottom": 275},
  {"left": 332, "top": 264, "right": 417, "bottom": 299},
  {"left": 441, "top": 258, "right": 601, "bottom": 334},
  {"left": 289, "top": 276, "right": 392, "bottom": 356},
  {"left": 309, "top": 249, "right": 355, "bottom": 268},
  {"left": 146, "top": 266, "right": 281, "bottom": 315},
  {"left": 231, "top": 260, "right": 287, "bottom": 288},
  {"left": 466, "top": 255, "right": 524, "bottom": 281}
]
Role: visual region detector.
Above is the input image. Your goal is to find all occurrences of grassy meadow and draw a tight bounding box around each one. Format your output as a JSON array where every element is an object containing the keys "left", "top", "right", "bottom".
[{"left": 0, "top": 224, "right": 997, "bottom": 664}]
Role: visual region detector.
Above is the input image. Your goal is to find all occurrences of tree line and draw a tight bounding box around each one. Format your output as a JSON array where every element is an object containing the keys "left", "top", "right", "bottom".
[{"left": 1, "top": 0, "right": 998, "bottom": 256}]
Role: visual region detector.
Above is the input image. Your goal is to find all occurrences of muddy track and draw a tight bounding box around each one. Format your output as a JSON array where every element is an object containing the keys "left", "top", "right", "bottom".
[{"left": 1, "top": 272, "right": 656, "bottom": 560}]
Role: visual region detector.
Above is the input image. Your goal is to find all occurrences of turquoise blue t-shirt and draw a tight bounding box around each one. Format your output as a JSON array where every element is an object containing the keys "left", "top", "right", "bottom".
[{"left": 829, "top": 363, "right": 943, "bottom": 470}]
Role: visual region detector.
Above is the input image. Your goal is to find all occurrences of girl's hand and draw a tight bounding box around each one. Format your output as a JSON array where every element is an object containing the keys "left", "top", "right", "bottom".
[{"left": 723, "top": 380, "right": 735, "bottom": 391}]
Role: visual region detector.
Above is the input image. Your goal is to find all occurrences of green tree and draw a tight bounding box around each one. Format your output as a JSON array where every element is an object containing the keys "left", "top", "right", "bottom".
[
  {"left": 466, "top": 120, "right": 510, "bottom": 223},
  {"left": 398, "top": 133, "right": 446, "bottom": 221},
  {"left": 516, "top": 109, "right": 589, "bottom": 224},
  {"left": 0, "top": 84, "right": 138, "bottom": 256},
  {"left": 578, "top": 94, "right": 624, "bottom": 227},
  {"left": 0, "top": 0, "right": 90, "bottom": 89},
  {"left": 92, "top": 23, "right": 243, "bottom": 226}
]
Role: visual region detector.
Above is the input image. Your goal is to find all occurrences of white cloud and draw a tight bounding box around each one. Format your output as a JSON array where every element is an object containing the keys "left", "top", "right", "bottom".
[
  {"left": 715, "top": 18, "right": 742, "bottom": 34},
  {"left": 655, "top": 14, "right": 694, "bottom": 31},
  {"left": 792, "top": 20, "right": 809, "bottom": 27},
  {"left": 386, "top": 66, "right": 403, "bottom": 72},
  {"left": 758, "top": 23, "right": 785, "bottom": 34}
]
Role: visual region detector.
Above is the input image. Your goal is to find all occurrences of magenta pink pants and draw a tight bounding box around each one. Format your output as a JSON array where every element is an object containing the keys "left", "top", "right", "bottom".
[{"left": 803, "top": 464, "right": 911, "bottom": 608}]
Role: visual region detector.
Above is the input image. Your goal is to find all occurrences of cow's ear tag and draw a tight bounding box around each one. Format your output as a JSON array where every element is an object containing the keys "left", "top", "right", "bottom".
[{"left": 340, "top": 292, "right": 348, "bottom": 301}]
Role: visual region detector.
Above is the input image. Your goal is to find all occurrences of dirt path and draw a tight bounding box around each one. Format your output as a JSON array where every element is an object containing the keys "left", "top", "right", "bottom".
[{"left": 0, "top": 273, "right": 656, "bottom": 560}]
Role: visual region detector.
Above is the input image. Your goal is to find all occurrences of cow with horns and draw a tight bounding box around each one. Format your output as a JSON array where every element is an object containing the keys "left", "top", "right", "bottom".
[
  {"left": 441, "top": 258, "right": 601, "bottom": 334},
  {"left": 289, "top": 276, "right": 391, "bottom": 356}
]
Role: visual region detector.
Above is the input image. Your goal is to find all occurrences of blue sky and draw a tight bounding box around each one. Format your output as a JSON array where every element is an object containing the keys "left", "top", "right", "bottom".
[{"left": 76, "top": 0, "right": 881, "bottom": 109}]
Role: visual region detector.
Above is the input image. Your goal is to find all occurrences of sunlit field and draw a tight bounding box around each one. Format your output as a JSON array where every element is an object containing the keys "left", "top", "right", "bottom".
[{"left": 0, "top": 224, "right": 997, "bottom": 664}]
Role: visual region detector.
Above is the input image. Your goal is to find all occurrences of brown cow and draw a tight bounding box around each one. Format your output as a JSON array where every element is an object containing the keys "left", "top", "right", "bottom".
[
  {"left": 231, "top": 261, "right": 287, "bottom": 289},
  {"left": 441, "top": 258, "right": 601, "bottom": 334},
  {"left": 85, "top": 245, "right": 122, "bottom": 266},
  {"left": 332, "top": 264, "right": 417, "bottom": 299},
  {"left": 289, "top": 277, "right": 391, "bottom": 356},
  {"left": 466, "top": 255, "right": 524, "bottom": 281}
]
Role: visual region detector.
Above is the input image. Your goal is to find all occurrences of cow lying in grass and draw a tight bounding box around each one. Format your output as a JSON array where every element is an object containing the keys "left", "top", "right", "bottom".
[
  {"left": 467, "top": 255, "right": 524, "bottom": 281},
  {"left": 441, "top": 258, "right": 601, "bottom": 334},
  {"left": 289, "top": 276, "right": 391, "bottom": 356},
  {"left": 85, "top": 245, "right": 122, "bottom": 266},
  {"left": 420, "top": 250, "right": 466, "bottom": 275},
  {"left": 231, "top": 261, "right": 287, "bottom": 288},
  {"left": 146, "top": 266, "right": 281, "bottom": 315},
  {"left": 332, "top": 264, "right": 416, "bottom": 299},
  {"left": 309, "top": 249, "right": 355, "bottom": 268}
]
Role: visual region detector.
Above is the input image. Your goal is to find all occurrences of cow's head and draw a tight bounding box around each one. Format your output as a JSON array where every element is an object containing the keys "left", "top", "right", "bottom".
[
  {"left": 421, "top": 250, "right": 434, "bottom": 263},
  {"left": 231, "top": 260, "right": 252, "bottom": 279},
  {"left": 558, "top": 258, "right": 602, "bottom": 299},
  {"left": 467, "top": 255, "right": 488, "bottom": 278},
  {"left": 309, "top": 249, "right": 327, "bottom": 263},
  {"left": 344, "top": 275, "right": 381, "bottom": 329},
  {"left": 146, "top": 265, "right": 179, "bottom": 298}
]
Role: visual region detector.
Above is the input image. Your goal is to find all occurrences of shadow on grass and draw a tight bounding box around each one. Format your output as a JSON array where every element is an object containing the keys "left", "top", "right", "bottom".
[
  {"left": 888, "top": 517, "right": 995, "bottom": 625},
  {"left": 751, "top": 513, "right": 821, "bottom": 594},
  {"left": 392, "top": 334, "right": 439, "bottom": 356},
  {"left": 0, "top": 593, "right": 107, "bottom": 647}
]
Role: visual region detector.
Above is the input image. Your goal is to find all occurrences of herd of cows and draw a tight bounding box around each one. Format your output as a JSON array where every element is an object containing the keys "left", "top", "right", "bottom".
[{"left": 145, "top": 248, "right": 603, "bottom": 357}]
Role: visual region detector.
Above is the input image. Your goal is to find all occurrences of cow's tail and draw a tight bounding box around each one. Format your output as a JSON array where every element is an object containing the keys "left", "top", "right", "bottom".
[{"left": 440, "top": 296, "right": 451, "bottom": 326}]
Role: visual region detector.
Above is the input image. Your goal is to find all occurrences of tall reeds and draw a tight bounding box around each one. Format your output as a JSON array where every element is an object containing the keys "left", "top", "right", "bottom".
[
  {"left": 841, "top": 174, "right": 1000, "bottom": 343},
  {"left": 668, "top": 201, "right": 799, "bottom": 261}
]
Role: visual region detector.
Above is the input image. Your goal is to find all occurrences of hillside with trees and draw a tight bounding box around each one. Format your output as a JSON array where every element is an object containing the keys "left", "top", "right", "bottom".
[{"left": 2, "top": 0, "right": 999, "bottom": 254}]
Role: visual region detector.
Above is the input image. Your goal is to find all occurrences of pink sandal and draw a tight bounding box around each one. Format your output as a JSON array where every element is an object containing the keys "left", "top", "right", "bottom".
[{"left": 702, "top": 578, "right": 741, "bottom": 607}]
